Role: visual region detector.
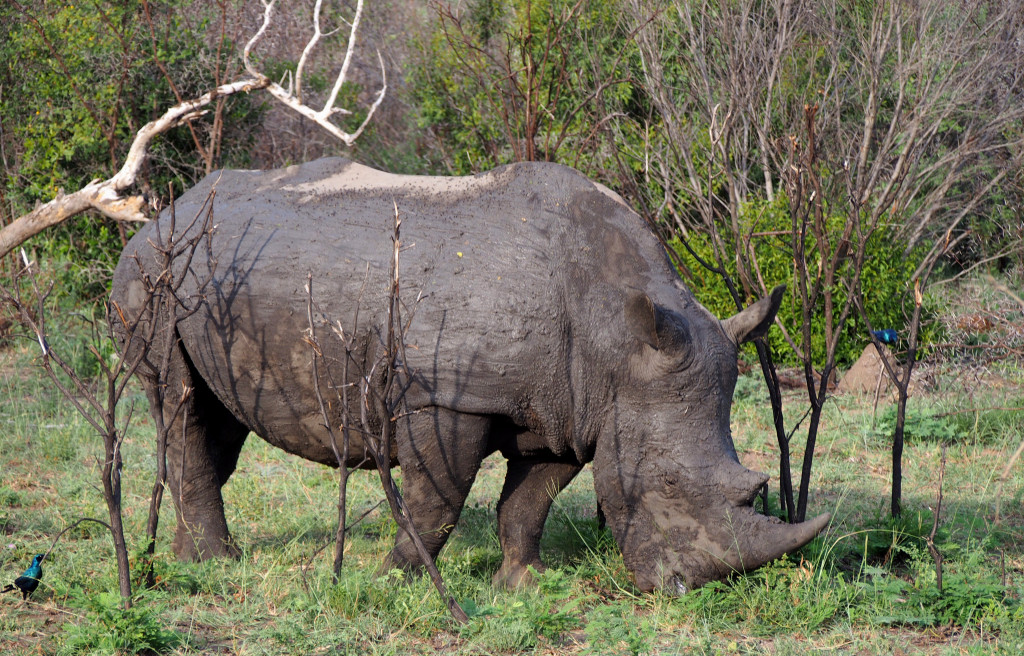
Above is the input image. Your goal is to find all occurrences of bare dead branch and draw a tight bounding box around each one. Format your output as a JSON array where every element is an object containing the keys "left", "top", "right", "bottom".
[
  {"left": 0, "top": 77, "right": 266, "bottom": 261},
  {"left": 1, "top": 181, "right": 223, "bottom": 603},
  {"left": 995, "top": 438, "right": 1024, "bottom": 526},
  {"left": 1, "top": 260, "right": 144, "bottom": 606},
  {"left": 926, "top": 445, "right": 946, "bottom": 593},
  {"left": 244, "top": 0, "right": 387, "bottom": 148},
  {"left": 128, "top": 190, "right": 219, "bottom": 585}
]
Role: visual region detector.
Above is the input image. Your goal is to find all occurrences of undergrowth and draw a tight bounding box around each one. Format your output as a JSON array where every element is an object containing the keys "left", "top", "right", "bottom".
[
  {"left": 1, "top": 309, "right": 1023, "bottom": 654},
  {"left": 59, "top": 591, "right": 181, "bottom": 655}
]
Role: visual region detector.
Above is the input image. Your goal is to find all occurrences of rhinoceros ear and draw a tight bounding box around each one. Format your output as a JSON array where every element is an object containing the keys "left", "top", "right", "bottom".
[
  {"left": 626, "top": 293, "right": 691, "bottom": 354},
  {"left": 722, "top": 284, "right": 785, "bottom": 345},
  {"left": 625, "top": 293, "right": 659, "bottom": 348}
]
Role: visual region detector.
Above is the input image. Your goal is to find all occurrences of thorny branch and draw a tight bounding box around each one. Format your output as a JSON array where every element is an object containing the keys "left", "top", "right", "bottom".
[
  {"left": 305, "top": 273, "right": 359, "bottom": 582},
  {"left": 125, "top": 188, "right": 219, "bottom": 585},
  {"left": 358, "top": 203, "right": 469, "bottom": 624},
  {"left": 926, "top": 445, "right": 946, "bottom": 593},
  {"left": 302, "top": 203, "right": 465, "bottom": 622}
]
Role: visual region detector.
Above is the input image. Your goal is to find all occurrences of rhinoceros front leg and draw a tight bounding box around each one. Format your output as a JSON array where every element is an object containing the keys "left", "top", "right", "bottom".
[
  {"left": 492, "top": 458, "right": 582, "bottom": 589},
  {"left": 143, "top": 349, "right": 249, "bottom": 562},
  {"left": 383, "top": 408, "right": 491, "bottom": 573}
]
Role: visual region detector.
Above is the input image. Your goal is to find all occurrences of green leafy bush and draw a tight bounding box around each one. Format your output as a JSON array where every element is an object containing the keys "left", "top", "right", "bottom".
[
  {"left": 674, "top": 555, "right": 855, "bottom": 635},
  {"left": 855, "top": 511, "right": 951, "bottom": 566},
  {"left": 460, "top": 568, "right": 584, "bottom": 650},
  {"left": 871, "top": 406, "right": 959, "bottom": 444},
  {"left": 583, "top": 602, "right": 655, "bottom": 656},
  {"left": 857, "top": 545, "right": 1015, "bottom": 628},
  {"left": 59, "top": 591, "right": 180, "bottom": 655},
  {"left": 671, "top": 194, "right": 937, "bottom": 367}
]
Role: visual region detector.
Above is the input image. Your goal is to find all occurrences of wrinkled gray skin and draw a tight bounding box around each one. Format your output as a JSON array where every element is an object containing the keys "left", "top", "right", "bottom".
[{"left": 110, "top": 158, "right": 828, "bottom": 593}]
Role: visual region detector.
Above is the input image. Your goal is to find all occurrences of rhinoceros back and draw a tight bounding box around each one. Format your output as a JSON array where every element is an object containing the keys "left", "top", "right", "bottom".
[{"left": 112, "top": 157, "right": 674, "bottom": 460}]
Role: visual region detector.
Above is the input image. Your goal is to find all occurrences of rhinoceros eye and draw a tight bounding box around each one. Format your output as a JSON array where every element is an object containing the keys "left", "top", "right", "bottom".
[{"left": 654, "top": 312, "right": 695, "bottom": 375}]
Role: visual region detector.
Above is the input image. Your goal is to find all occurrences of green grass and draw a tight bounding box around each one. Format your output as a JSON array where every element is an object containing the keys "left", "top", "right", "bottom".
[{"left": 2, "top": 333, "right": 1023, "bottom": 655}]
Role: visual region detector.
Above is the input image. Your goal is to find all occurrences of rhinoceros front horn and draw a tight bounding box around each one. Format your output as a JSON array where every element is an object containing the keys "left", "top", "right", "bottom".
[
  {"left": 741, "top": 510, "right": 831, "bottom": 569},
  {"left": 664, "top": 507, "right": 832, "bottom": 592},
  {"left": 612, "top": 460, "right": 832, "bottom": 592},
  {"left": 709, "top": 467, "right": 831, "bottom": 587}
]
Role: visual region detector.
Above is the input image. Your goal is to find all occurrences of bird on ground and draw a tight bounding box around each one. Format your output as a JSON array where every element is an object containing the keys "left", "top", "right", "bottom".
[
  {"left": 1, "top": 553, "right": 44, "bottom": 601},
  {"left": 871, "top": 329, "right": 898, "bottom": 345}
]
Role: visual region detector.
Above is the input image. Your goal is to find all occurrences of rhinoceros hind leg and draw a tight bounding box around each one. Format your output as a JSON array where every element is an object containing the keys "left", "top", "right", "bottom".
[
  {"left": 143, "top": 341, "right": 249, "bottom": 562},
  {"left": 492, "top": 458, "right": 582, "bottom": 589},
  {"left": 383, "top": 408, "right": 491, "bottom": 573}
]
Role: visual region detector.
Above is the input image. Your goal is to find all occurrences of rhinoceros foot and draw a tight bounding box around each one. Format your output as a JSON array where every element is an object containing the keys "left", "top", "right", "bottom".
[{"left": 492, "top": 560, "right": 543, "bottom": 589}]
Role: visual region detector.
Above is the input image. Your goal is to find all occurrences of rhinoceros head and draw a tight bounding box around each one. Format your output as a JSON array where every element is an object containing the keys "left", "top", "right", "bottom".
[{"left": 593, "top": 284, "right": 829, "bottom": 593}]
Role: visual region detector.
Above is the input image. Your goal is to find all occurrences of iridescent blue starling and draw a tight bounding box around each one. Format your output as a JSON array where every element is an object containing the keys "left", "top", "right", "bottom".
[
  {"left": 1, "top": 554, "right": 44, "bottom": 600},
  {"left": 871, "top": 329, "right": 898, "bottom": 345}
]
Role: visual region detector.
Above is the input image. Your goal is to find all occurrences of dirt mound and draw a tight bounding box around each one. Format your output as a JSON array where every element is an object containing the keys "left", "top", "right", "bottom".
[{"left": 837, "top": 344, "right": 899, "bottom": 395}]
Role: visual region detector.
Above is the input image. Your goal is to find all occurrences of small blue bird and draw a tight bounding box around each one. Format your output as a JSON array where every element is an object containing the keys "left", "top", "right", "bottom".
[
  {"left": 1, "top": 554, "right": 44, "bottom": 600},
  {"left": 871, "top": 329, "right": 898, "bottom": 345}
]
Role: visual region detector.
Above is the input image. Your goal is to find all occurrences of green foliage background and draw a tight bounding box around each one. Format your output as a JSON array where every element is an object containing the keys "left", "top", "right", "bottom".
[
  {"left": 2, "top": 0, "right": 1015, "bottom": 367},
  {"left": 668, "top": 195, "right": 938, "bottom": 366},
  {"left": 408, "top": 0, "right": 639, "bottom": 182},
  {"left": 403, "top": 0, "right": 982, "bottom": 367}
]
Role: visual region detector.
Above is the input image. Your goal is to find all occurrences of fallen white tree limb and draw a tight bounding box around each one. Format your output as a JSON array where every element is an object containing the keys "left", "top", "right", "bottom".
[
  {"left": 0, "top": 0, "right": 385, "bottom": 261},
  {"left": 0, "top": 78, "right": 268, "bottom": 259}
]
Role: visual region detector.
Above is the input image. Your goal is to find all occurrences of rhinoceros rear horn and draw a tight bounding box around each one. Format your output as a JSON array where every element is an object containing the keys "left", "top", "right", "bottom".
[
  {"left": 717, "top": 462, "right": 770, "bottom": 506},
  {"left": 722, "top": 284, "right": 785, "bottom": 345}
]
